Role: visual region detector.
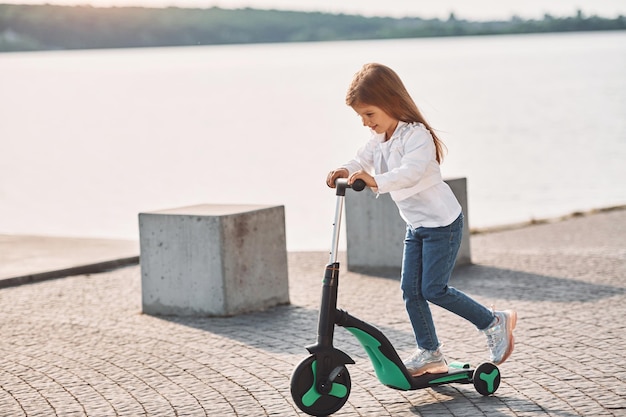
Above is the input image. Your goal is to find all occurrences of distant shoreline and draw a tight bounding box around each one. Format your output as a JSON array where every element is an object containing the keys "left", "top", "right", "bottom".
[{"left": 1, "top": 4, "right": 625, "bottom": 53}]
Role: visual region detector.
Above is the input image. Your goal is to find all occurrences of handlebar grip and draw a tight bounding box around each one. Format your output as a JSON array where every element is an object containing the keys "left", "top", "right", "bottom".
[
  {"left": 351, "top": 179, "right": 366, "bottom": 192},
  {"left": 334, "top": 178, "right": 366, "bottom": 195}
]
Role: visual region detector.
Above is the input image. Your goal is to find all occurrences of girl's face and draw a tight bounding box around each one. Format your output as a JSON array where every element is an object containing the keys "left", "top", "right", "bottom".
[{"left": 352, "top": 103, "right": 399, "bottom": 141}]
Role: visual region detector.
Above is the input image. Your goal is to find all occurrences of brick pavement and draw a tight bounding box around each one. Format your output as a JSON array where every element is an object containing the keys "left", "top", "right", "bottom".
[{"left": 0, "top": 209, "right": 624, "bottom": 416}]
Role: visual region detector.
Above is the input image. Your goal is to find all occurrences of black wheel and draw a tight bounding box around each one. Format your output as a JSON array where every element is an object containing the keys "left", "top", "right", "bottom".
[
  {"left": 473, "top": 362, "right": 500, "bottom": 396},
  {"left": 290, "top": 355, "right": 351, "bottom": 416}
]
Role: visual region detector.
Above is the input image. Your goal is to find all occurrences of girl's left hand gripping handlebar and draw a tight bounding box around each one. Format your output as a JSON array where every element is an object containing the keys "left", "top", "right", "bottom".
[{"left": 334, "top": 178, "right": 366, "bottom": 196}]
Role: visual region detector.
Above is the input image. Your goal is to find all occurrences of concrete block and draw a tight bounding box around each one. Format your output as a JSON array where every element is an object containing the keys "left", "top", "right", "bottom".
[
  {"left": 139, "top": 204, "right": 289, "bottom": 316},
  {"left": 345, "top": 178, "right": 471, "bottom": 273}
]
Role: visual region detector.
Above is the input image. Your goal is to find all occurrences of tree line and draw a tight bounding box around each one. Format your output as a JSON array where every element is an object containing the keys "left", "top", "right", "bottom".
[{"left": 1, "top": 4, "right": 624, "bottom": 52}]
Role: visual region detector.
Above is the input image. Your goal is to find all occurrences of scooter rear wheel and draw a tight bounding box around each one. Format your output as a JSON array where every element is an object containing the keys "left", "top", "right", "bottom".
[
  {"left": 290, "top": 355, "right": 351, "bottom": 416},
  {"left": 472, "top": 362, "right": 501, "bottom": 396}
]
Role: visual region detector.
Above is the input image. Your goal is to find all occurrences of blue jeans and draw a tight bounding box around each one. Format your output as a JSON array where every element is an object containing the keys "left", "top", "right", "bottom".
[{"left": 400, "top": 214, "right": 494, "bottom": 351}]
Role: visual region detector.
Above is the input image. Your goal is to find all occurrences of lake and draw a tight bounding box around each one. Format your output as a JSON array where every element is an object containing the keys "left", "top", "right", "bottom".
[{"left": 1, "top": 31, "right": 625, "bottom": 250}]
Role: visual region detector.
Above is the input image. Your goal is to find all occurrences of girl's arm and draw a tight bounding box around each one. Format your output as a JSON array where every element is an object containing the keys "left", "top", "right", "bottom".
[
  {"left": 327, "top": 138, "right": 377, "bottom": 188},
  {"left": 342, "top": 139, "right": 376, "bottom": 175}
]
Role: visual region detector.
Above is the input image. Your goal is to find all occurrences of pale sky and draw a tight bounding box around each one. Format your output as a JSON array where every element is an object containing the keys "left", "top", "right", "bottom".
[{"left": 3, "top": 0, "right": 626, "bottom": 20}]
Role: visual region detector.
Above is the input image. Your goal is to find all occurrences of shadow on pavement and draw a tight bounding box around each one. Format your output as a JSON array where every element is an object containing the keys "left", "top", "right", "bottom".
[
  {"left": 414, "top": 386, "right": 581, "bottom": 417},
  {"left": 451, "top": 264, "right": 625, "bottom": 303}
]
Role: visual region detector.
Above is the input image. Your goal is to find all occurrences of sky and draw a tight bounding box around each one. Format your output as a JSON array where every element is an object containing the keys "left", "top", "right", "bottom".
[{"left": 2, "top": 0, "right": 626, "bottom": 21}]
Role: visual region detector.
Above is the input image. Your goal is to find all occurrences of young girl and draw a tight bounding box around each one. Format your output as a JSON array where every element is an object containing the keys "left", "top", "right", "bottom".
[{"left": 326, "top": 63, "right": 516, "bottom": 376}]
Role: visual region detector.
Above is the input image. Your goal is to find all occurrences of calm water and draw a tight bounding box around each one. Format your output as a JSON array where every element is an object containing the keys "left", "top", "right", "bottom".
[{"left": 1, "top": 31, "right": 625, "bottom": 250}]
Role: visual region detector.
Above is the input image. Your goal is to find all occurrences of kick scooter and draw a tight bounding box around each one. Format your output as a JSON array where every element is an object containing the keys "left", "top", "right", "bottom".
[{"left": 290, "top": 178, "right": 501, "bottom": 416}]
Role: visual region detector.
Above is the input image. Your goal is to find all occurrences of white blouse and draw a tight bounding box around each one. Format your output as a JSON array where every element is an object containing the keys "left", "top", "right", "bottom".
[{"left": 341, "top": 121, "right": 461, "bottom": 228}]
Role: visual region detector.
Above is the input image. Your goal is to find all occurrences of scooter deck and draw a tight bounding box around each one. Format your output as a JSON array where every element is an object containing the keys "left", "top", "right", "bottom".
[{"left": 408, "top": 363, "right": 473, "bottom": 390}]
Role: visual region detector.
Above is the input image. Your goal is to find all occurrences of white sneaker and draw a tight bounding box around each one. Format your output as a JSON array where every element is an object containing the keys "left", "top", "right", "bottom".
[
  {"left": 482, "top": 310, "right": 517, "bottom": 365},
  {"left": 403, "top": 347, "right": 449, "bottom": 377}
]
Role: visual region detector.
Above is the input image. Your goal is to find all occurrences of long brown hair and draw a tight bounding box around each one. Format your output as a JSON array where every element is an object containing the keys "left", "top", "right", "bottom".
[{"left": 345, "top": 63, "right": 446, "bottom": 163}]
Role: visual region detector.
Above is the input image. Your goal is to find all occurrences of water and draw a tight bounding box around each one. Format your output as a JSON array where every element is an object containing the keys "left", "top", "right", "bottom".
[{"left": 1, "top": 31, "right": 625, "bottom": 251}]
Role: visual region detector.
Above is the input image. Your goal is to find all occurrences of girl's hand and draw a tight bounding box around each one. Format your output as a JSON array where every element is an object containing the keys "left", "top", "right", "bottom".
[
  {"left": 326, "top": 168, "right": 349, "bottom": 188},
  {"left": 348, "top": 170, "right": 377, "bottom": 189}
]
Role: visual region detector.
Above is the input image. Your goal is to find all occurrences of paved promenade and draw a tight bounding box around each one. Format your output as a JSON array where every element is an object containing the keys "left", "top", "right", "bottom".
[{"left": 0, "top": 208, "right": 624, "bottom": 416}]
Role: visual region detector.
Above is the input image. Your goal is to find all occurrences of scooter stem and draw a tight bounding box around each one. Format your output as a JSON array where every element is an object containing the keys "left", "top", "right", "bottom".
[
  {"left": 328, "top": 178, "right": 365, "bottom": 264},
  {"left": 329, "top": 196, "right": 344, "bottom": 264}
]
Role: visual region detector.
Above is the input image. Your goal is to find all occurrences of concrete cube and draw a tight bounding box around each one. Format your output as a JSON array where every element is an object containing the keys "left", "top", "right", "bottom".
[{"left": 139, "top": 204, "right": 289, "bottom": 316}]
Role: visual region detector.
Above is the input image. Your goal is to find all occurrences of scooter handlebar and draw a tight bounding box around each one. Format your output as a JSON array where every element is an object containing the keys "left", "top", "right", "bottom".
[{"left": 334, "top": 178, "right": 366, "bottom": 195}]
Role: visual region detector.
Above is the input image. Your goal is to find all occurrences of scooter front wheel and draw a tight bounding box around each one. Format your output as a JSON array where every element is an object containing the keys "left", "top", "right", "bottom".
[{"left": 290, "top": 355, "right": 351, "bottom": 416}]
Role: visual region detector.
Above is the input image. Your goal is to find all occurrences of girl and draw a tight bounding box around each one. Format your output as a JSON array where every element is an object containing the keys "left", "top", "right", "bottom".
[{"left": 326, "top": 63, "right": 516, "bottom": 376}]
